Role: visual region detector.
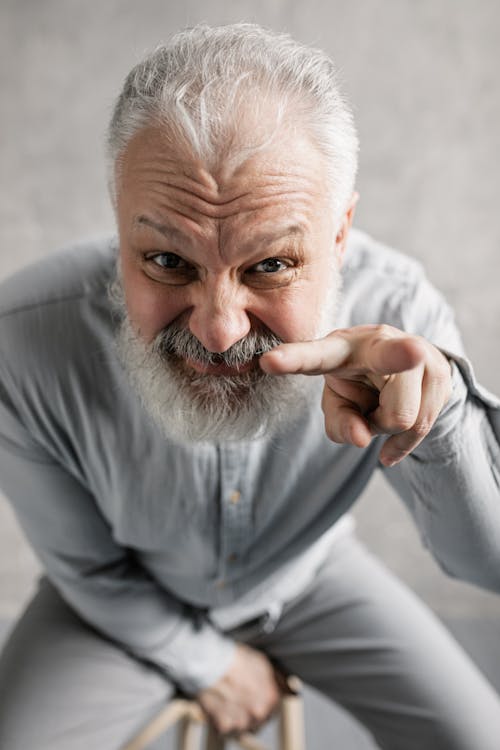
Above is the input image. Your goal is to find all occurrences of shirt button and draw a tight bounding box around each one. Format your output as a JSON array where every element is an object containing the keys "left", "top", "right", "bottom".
[
  {"left": 229, "top": 490, "right": 241, "bottom": 504},
  {"left": 227, "top": 553, "right": 238, "bottom": 563},
  {"left": 215, "top": 580, "right": 226, "bottom": 589}
]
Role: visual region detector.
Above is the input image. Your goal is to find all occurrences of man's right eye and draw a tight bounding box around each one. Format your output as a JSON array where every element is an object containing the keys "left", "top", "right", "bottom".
[{"left": 150, "top": 252, "right": 188, "bottom": 270}]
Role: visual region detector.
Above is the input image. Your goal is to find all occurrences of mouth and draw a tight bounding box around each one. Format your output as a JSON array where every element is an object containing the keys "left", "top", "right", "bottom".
[{"left": 184, "top": 357, "right": 257, "bottom": 376}]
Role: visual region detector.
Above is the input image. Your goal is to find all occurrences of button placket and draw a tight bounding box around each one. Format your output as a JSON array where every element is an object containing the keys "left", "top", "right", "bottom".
[{"left": 216, "top": 444, "right": 251, "bottom": 582}]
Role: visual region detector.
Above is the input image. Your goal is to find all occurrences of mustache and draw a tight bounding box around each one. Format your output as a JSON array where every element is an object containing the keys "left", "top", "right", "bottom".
[{"left": 152, "top": 323, "right": 283, "bottom": 369}]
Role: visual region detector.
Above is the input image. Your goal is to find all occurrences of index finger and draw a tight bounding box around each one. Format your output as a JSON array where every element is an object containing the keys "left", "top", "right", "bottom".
[
  {"left": 259, "top": 335, "right": 353, "bottom": 375},
  {"left": 260, "top": 331, "right": 425, "bottom": 376}
]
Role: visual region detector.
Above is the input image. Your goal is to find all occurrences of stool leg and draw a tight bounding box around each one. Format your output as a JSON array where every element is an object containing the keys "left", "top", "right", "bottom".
[
  {"left": 205, "top": 723, "right": 225, "bottom": 750},
  {"left": 178, "top": 714, "right": 202, "bottom": 750},
  {"left": 278, "top": 693, "right": 305, "bottom": 750},
  {"left": 123, "top": 700, "right": 200, "bottom": 750}
]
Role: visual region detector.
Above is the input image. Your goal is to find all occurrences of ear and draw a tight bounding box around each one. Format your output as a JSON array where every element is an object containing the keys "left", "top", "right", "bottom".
[{"left": 335, "top": 192, "right": 359, "bottom": 266}]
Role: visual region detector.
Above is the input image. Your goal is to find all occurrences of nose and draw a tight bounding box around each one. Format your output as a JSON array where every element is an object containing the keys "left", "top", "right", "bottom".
[{"left": 187, "top": 277, "right": 252, "bottom": 353}]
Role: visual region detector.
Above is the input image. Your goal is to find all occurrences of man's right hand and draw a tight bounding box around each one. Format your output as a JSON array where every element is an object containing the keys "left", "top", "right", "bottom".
[{"left": 196, "top": 642, "right": 285, "bottom": 735}]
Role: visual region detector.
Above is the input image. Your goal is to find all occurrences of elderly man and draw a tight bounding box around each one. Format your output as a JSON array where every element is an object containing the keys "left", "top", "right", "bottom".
[{"left": 0, "top": 23, "right": 499, "bottom": 750}]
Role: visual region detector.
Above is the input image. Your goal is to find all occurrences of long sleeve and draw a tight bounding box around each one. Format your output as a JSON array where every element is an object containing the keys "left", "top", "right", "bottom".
[
  {"left": 382, "top": 273, "right": 500, "bottom": 593},
  {"left": 0, "top": 390, "right": 235, "bottom": 694}
]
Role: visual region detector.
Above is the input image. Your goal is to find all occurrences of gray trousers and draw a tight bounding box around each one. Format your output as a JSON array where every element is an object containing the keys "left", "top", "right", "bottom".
[{"left": 1, "top": 534, "right": 499, "bottom": 750}]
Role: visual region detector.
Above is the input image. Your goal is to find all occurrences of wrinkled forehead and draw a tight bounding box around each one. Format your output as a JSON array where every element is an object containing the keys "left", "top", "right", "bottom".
[{"left": 116, "top": 125, "right": 333, "bottom": 243}]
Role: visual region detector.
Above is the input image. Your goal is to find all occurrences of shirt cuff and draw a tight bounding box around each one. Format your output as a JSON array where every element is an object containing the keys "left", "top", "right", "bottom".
[
  {"left": 147, "top": 614, "right": 236, "bottom": 694},
  {"left": 414, "top": 348, "right": 500, "bottom": 455},
  {"left": 442, "top": 348, "right": 500, "bottom": 409}
]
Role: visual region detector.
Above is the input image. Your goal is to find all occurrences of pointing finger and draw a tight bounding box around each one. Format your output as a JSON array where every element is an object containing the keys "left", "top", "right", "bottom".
[
  {"left": 259, "top": 335, "right": 353, "bottom": 375},
  {"left": 260, "top": 329, "right": 426, "bottom": 378}
]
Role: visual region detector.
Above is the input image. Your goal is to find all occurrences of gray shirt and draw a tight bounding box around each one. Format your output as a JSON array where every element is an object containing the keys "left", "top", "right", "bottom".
[{"left": 1, "top": 229, "right": 499, "bottom": 693}]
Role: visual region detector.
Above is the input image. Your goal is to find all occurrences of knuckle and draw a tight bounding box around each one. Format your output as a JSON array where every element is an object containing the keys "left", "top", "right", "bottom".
[
  {"left": 384, "top": 409, "right": 416, "bottom": 432},
  {"left": 252, "top": 704, "right": 268, "bottom": 723},
  {"left": 411, "top": 417, "right": 433, "bottom": 438},
  {"left": 373, "top": 323, "right": 394, "bottom": 341},
  {"left": 434, "top": 362, "right": 451, "bottom": 387}
]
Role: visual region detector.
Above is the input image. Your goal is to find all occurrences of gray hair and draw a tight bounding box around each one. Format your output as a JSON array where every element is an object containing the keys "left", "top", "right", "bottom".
[{"left": 107, "top": 22, "right": 358, "bottom": 221}]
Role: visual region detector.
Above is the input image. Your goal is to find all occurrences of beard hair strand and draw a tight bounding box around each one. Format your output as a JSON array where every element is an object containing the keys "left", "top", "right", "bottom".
[
  {"left": 114, "top": 315, "right": 316, "bottom": 443},
  {"left": 109, "top": 263, "right": 341, "bottom": 443}
]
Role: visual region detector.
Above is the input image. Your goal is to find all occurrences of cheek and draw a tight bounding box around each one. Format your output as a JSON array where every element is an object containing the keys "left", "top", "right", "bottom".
[
  {"left": 259, "top": 287, "right": 326, "bottom": 343},
  {"left": 121, "top": 267, "right": 187, "bottom": 343},
  {"left": 277, "top": 272, "right": 338, "bottom": 341}
]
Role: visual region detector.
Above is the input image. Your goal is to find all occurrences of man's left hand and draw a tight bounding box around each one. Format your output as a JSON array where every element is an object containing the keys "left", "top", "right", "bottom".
[{"left": 260, "top": 324, "right": 453, "bottom": 467}]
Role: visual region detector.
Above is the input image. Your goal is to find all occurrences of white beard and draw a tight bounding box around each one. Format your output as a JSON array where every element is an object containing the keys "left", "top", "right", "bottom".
[{"left": 109, "top": 268, "right": 341, "bottom": 444}]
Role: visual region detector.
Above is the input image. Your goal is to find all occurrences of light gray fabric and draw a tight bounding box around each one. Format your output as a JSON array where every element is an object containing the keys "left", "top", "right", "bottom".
[
  {"left": 1, "top": 535, "right": 500, "bottom": 750},
  {"left": 245, "top": 534, "right": 500, "bottom": 750},
  {"left": 0, "top": 229, "right": 499, "bottom": 693},
  {"left": 0, "top": 577, "right": 174, "bottom": 750}
]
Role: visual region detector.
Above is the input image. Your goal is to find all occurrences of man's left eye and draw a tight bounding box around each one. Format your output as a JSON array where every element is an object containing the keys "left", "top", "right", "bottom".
[{"left": 252, "top": 258, "right": 288, "bottom": 273}]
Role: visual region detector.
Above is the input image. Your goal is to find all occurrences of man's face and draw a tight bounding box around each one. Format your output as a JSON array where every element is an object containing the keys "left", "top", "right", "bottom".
[
  {"left": 113, "top": 126, "right": 347, "bottom": 441},
  {"left": 117, "top": 126, "right": 342, "bottom": 349}
]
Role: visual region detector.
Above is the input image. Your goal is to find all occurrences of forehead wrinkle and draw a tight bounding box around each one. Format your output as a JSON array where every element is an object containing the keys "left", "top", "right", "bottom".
[
  {"left": 132, "top": 166, "right": 224, "bottom": 203},
  {"left": 135, "top": 189, "right": 320, "bottom": 267},
  {"left": 139, "top": 182, "right": 318, "bottom": 226},
  {"left": 128, "top": 153, "right": 321, "bottom": 203},
  {"left": 132, "top": 203, "right": 217, "bottom": 250},
  {"left": 128, "top": 170, "right": 251, "bottom": 220},
  {"left": 122, "top": 126, "right": 329, "bottom": 209},
  {"left": 125, "top": 150, "right": 218, "bottom": 192},
  {"left": 147, "top": 177, "right": 253, "bottom": 210},
  {"left": 217, "top": 209, "right": 315, "bottom": 264}
]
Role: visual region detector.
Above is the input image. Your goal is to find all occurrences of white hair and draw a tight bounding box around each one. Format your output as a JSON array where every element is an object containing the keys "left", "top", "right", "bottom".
[{"left": 106, "top": 22, "right": 358, "bottom": 221}]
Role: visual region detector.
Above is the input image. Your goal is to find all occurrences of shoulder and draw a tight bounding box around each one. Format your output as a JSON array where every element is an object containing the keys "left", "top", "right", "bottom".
[
  {"left": 341, "top": 228, "right": 425, "bottom": 312},
  {"left": 0, "top": 237, "right": 125, "bottom": 468},
  {"left": 340, "top": 229, "right": 447, "bottom": 336},
  {"left": 0, "top": 236, "right": 119, "bottom": 384},
  {"left": 0, "top": 235, "right": 118, "bottom": 320},
  {"left": 340, "top": 229, "right": 462, "bottom": 350}
]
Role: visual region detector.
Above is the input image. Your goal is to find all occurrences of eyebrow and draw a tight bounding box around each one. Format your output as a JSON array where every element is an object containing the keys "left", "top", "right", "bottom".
[
  {"left": 133, "top": 216, "right": 190, "bottom": 243},
  {"left": 248, "top": 225, "right": 305, "bottom": 244},
  {"left": 134, "top": 215, "right": 306, "bottom": 249}
]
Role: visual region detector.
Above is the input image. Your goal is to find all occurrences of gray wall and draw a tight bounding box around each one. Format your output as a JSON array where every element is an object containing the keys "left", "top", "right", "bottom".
[{"left": 1, "top": 0, "right": 499, "bottom": 628}]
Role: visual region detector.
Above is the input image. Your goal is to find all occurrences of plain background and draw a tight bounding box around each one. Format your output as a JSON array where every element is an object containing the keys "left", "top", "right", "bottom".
[{"left": 1, "top": 0, "right": 499, "bottom": 732}]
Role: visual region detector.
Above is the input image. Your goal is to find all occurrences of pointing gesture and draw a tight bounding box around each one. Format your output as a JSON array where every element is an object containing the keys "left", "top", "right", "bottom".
[{"left": 260, "top": 325, "right": 453, "bottom": 467}]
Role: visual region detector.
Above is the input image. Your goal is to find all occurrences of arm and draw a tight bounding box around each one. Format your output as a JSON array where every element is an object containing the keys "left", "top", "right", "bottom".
[
  {"left": 260, "top": 276, "right": 500, "bottom": 594},
  {"left": 0, "top": 387, "right": 286, "bottom": 733},
  {"left": 382, "top": 278, "right": 500, "bottom": 592},
  {"left": 384, "top": 362, "right": 500, "bottom": 591},
  {"left": 0, "top": 389, "right": 235, "bottom": 695}
]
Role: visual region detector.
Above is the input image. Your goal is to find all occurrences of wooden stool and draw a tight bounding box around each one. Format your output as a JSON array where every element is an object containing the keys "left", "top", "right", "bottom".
[{"left": 123, "top": 679, "right": 305, "bottom": 750}]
